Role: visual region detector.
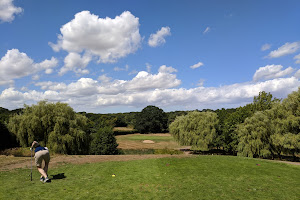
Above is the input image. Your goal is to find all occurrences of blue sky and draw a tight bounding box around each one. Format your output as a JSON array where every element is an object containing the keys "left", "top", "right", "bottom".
[{"left": 0, "top": 0, "right": 300, "bottom": 113}]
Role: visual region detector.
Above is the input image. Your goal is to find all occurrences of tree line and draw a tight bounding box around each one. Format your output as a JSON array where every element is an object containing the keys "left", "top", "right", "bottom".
[
  {"left": 170, "top": 89, "right": 300, "bottom": 159},
  {"left": 0, "top": 89, "right": 299, "bottom": 159}
]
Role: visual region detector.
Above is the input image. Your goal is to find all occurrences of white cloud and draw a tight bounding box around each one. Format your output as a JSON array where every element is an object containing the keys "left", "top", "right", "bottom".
[
  {"left": 32, "top": 75, "right": 40, "bottom": 81},
  {"left": 49, "top": 10, "right": 141, "bottom": 66},
  {"left": 294, "top": 54, "right": 300, "bottom": 64},
  {"left": 114, "top": 65, "right": 129, "bottom": 72},
  {"left": 60, "top": 52, "right": 91, "bottom": 75},
  {"left": 267, "top": 42, "right": 300, "bottom": 58},
  {"left": 253, "top": 65, "right": 294, "bottom": 82},
  {"left": 158, "top": 65, "right": 177, "bottom": 73},
  {"left": 98, "top": 74, "right": 112, "bottom": 83},
  {"left": 261, "top": 43, "right": 271, "bottom": 51},
  {"left": 203, "top": 27, "right": 210, "bottom": 34},
  {"left": 293, "top": 69, "right": 300, "bottom": 79},
  {"left": 190, "top": 62, "right": 204, "bottom": 69},
  {"left": 0, "top": 49, "right": 58, "bottom": 85},
  {"left": 146, "top": 63, "right": 151, "bottom": 73},
  {"left": 148, "top": 26, "right": 171, "bottom": 47},
  {"left": 35, "top": 81, "right": 67, "bottom": 91},
  {"left": 1, "top": 65, "right": 299, "bottom": 113},
  {"left": 197, "top": 79, "right": 205, "bottom": 87},
  {"left": 0, "top": 0, "right": 22, "bottom": 23},
  {"left": 129, "top": 70, "right": 138, "bottom": 75}
]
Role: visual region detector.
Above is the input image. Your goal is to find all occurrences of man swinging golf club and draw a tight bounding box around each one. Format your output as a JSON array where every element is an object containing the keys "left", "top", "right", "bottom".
[{"left": 30, "top": 141, "right": 51, "bottom": 183}]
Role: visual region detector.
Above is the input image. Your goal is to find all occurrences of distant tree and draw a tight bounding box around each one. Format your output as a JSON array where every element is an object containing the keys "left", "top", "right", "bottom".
[
  {"left": 166, "top": 111, "right": 188, "bottom": 126},
  {"left": 221, "top": 104, "right": 255, "bottom": 154},
  {"left": 214, "top": 108, "right": 236, "bottom": 150},
  {"left": 169, "top": 111, "right": 218, "bottom": 151},
  {"left": 7, "top": 101, "right": 89, "bottom": 154},
  {"left": 135, "top": 105, "right": 168, "bottom": 133},
  {"left": 253, "top": 91, "right": 280, "bottom": 111},
  {"left": 114, "top": 114, "right": 127, "bottom": 127},
  {"left": 89, "top": 126, "right": 119, "bottom": 155}
]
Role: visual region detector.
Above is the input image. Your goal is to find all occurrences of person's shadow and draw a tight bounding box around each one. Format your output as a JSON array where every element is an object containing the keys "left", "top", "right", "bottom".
[{"left": 51, "top": 173, "right": 66, "bottom": 180}]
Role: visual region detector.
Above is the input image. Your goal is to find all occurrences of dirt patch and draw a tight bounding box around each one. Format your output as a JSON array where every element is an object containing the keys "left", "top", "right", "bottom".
[
  {"left": 0, "top": 154, "right": 192, "bottom": 171},
  {"left": 143, "top": 140, "right": 155, "bottom": 144}
]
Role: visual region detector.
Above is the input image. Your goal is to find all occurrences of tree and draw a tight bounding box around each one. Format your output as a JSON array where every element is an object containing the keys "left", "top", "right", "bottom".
[
  {"left": 237, "top": 111, "right": 273, "bottom": 158},
  {"left": 220, "top": 91, "right": 279, "bottom": 154},
  {"left": 237, "top": 88, "right": 300, "bottom": 159},
  {"left": 253, "top": 91, "right": 280, "bottom": 112},
  {"left": 269, "top": 88, "right": 300, "bottom": 157},
  {"left": 169, "top": 111, "right": 218, "bottom": 151},
  {"left": 89, "top": 126, "right": 119, "bottom": 155},
  {"left": 0, "top": 107, "right": 18, "bottom": 150},
  {"left": 135, "top": 105, "right": 168, "bottom": 133},
  {"left": 7, "top": 101, "right": 89, "bottom": 154}
]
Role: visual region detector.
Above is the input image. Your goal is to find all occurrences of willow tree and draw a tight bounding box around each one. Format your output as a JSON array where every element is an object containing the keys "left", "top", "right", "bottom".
[
  {"left": 270, "top": 88, "right": 300, "bottom": 157},
  {"left": 237, "top": 111, "right": 273, "bottom": 158},
  {"left": 237, "top": 88, "right": 300, "bottom": 159},
  {"left": 169, "top": 111, "right": 218, "bottom": 151},
  {"left": 7, "top": 101, "right": 89, "bottom": 154}
]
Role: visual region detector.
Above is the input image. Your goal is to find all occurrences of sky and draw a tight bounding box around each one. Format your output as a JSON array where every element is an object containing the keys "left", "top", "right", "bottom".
[{"left": 0, "top": 0, "right": 300, "bottom": 113}]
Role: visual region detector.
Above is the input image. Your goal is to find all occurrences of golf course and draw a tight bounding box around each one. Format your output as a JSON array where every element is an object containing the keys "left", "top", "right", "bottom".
[{"left": 0, "top": 133, "right": 299, "bottom": 200}]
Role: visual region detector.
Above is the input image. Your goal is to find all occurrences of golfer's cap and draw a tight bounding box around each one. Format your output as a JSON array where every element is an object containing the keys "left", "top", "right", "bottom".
[{"left": 32, "top": 141, "right": 40, "bottom": 148}]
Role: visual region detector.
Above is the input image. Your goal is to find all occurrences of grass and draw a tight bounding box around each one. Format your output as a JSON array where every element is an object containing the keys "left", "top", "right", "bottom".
[
  {"left": 117, "top": 134, "right": 174, "bottom": 142},
  {"left": 0, "top": 156, "right": 299, "bottom": 200}
]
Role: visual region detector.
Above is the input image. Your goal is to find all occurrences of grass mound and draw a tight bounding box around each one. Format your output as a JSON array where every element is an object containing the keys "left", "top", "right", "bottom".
[{"left": 0, "top": 156, "right": 299, "bottom": 199}]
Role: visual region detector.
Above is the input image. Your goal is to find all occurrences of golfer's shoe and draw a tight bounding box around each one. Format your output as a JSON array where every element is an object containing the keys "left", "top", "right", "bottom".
[
  {"left": 40, "top": 177, "right": 44, "bottom": 182},
  {"left": 44, "top": 177, "right": 51, "bottom": 183}
]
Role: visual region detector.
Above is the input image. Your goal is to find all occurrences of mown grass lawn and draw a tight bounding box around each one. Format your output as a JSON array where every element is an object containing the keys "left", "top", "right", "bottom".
[
  {"left": 0, "top": 156, "right": 299, "bottom": 200},
  {"left": 116, "top": 134, "right": 174, "bottom": 142}
]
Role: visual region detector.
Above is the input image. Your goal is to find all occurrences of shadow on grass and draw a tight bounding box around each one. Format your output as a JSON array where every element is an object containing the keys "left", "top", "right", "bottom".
[
  {"left": 51, "top": 173, "right": 66, "bottom": 180},
  {"left": 192, "top": 149, "right": 300, "bottom": 162}
]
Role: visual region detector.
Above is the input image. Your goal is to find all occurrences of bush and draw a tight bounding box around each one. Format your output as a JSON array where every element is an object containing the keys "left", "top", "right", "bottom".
[{"left": 89, "top": 127, "right": 119, "bottom": 155}]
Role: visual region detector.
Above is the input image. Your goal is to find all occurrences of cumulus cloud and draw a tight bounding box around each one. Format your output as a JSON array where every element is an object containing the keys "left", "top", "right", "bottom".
[
  {"left": 148, "top": 26, "right": 171, "bottom": 47},
  {"left": 1, "top": 64, "right": 299, "bottom": 112},
  {"left": 98, "top": 74, "right": 112, "bottom": 83},
  {"left": 49, "top": 10, "right": 141, "bottom": 72},
  {"left": 253, "top": 65, "right": 294, "bottom": 82},
  {"left": 190, "top": 62, "right": 204, "bottom": 69},
  {"left": 267, "top": 42, "right": 300, "bottom": 58},
  {"left": 0, "top": 49, "right": 58, "bottom": 85},
  {"left": 261, "top": 43, "right": 271, "bottom": 51},
  {"left": 294, "top": 54, "right": 300, "bottom": 64},
  {"left": 0, "top": 0, "right": 22, "bottom": 23},
  {"left": 158, "top": 65, "right": 177, "bottom": 73},
  {"left": 203, "top": 27, "right": 210, "bottom": 34},
  {"left": 60, "top": 52, "right": 91, "bottom": 75}
]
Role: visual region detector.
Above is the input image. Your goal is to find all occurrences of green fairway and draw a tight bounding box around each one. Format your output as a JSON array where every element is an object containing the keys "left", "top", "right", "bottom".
[
  {"left": 0, "top": 156, "right": 299, "bottom": 200},
  {"left": 117, "top": 134, "right": 174, "bottom": 142}
]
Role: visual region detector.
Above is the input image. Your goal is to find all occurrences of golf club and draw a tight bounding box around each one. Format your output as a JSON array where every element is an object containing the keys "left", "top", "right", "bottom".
[{"left": 30, "top": 148, "right": 32, "bottom": 181}]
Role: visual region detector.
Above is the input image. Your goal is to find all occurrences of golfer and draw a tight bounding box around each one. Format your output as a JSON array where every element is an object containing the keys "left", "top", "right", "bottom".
[{"left": 31, "top": 141, "right": 51, "bottom": 183}]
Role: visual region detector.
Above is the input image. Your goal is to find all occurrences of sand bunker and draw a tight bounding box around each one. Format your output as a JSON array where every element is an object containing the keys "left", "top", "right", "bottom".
[{"left": 143, "top": 140, "right": 155, "bottom": 144}]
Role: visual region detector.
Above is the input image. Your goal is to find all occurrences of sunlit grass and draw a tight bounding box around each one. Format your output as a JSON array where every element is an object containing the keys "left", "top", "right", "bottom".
[{"left": 0, "top": 156, "right": 299, "bottom": 200}]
